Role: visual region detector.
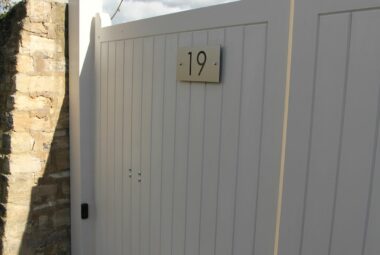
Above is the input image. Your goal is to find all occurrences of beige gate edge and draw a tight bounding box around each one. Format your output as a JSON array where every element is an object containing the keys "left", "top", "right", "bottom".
[{"left": 274, "top": 0, "right": 295, "bottom": 254}]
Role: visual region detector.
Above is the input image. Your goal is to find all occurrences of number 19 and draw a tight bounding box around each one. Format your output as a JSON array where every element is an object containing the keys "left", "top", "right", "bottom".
[{"left": 188, "top": 51, "right": 207, "bottom": 76}]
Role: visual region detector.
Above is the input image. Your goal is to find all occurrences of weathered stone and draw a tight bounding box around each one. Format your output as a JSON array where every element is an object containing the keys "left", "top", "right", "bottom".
[
  {"left": 54, "top": 149, "right": 69, "bottom": 171},
  {"left": 15, "top": 74, "right": 65, "bottom": 96},
  {"left": 56, "top": 109, "right": 69, "bottom": 129},
  {"left": 52, "top": 208, "right": 70, "bottom": 227},
  {"left": 21, "top": 34, "right": 62, "bottom": 58},
  {"left": 30, "top": 108, "right": 50, "bottom": 119},
  {"left": 38, "top": 215, "right": 49, "bottom": 229},
  {"left": 12, "top": 111, "right": 54, "bottom": 132},
  {"left": 27, "top": 0, "right": 51, "bottom": 23},
  {"left": 51, "top": 4, "right": 66, "bottom": 24},
  {"left": 12, "top": 93, "right": 51, "bottom": 111},
  {"left": 33, "top": 184, "right": 58, "bottom": 198},
  {"left": 6, "top": 172, "right": 35, "bottom": 204},
  {"left": 9, "top": 154, "right": 41, "bottom": 173},
  {"left": 61, "top": 180, "right": 70, "bottom": 195},
  {"left": 35, "top": 57, "right": 66, "bottom": 74},
  {"left": 9, "top": 131, "right": 35, "bottom": 152},
  {"left": 53, "top": 129, "right": 67, "bottom": 137},
  {"left": 46, "top": 23, "right": 57, "bottom": 39},
  {"left": 30, "top": 131, "right": 54, "bottom": 152},
  {"left": 3, "top": 203, "right": 29, "bottom": 238},
  {"left": 51, "top": 135, "right": 69, "bottom": 150},
  {"left": 22, "top": 22, "right": 48, "bottom": 35},
  {"left": 16, "top": 55, "right": 34, "bottom": 73},
  {"left": 0, "top": 0, "right": 70, "bottom": 253}
]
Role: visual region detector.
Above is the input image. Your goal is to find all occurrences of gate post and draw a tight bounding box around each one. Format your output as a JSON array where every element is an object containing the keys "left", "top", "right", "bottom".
[{"left": 69, "top": 0, "right": 102, "bottom": 254}]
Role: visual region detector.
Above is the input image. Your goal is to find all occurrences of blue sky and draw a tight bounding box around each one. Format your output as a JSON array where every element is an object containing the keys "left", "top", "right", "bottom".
[{"left": 103, "top": 0, "right": 237, "bottom": 24}]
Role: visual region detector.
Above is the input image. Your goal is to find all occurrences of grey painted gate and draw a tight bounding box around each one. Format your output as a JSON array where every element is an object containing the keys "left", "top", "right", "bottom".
[
  {"left": 94, "top": 0, "right": 290, "bottom": 254},
  {"left": 92, "top": 0, "right": 380, "bottom": 254},
  {"left": 280, "top": 0, "right": 380, "bottom": 255}
]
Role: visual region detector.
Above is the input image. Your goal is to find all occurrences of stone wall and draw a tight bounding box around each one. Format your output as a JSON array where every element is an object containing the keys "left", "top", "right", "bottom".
[{"left": 0, "top": 0, "right": 70, "bottom": 254}]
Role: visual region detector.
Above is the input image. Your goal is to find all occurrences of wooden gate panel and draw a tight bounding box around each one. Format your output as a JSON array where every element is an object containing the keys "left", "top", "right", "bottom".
[
  {"left": 281, "top": 1, "right": 380, "bottom": 254},
  {"left": 94, "top": 1, "right": 290, "bottom": 254}
]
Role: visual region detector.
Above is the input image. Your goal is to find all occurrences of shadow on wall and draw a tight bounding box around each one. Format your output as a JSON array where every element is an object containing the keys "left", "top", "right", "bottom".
[
  {"left": 0, "top": 3, "right": 27, "bottom": 252},
  {"left": 0, "top": 1, "right": 71, "bottom": 254}
]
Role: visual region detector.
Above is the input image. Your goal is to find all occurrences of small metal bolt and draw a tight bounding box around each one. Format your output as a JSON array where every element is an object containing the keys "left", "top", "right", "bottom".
[
  {"left": 179, "top": 62, "right": 183, "bottom": 66},
  {"left": 128, "top": 169, "right": 132, "bottom": 178},
  {"left": 214, "top": 62, "right": 218, "bottom": 66}
]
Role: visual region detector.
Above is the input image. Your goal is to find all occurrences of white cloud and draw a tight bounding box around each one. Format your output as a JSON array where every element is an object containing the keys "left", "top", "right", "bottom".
[
  {"left": 112, "top": 1, "right": 183, "bottom": 24},
  {"left": 103, "top": 0, "right": 237, "bottom": 24},
  {"left": 135, "top": 0, "right": 235, "bottom": 9}
]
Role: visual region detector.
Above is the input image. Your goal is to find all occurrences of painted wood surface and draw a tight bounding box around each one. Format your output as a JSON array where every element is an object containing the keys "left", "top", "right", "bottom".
[
  {"left": 92, "top": 1, "right": 380, "bottom": 255},
  {"left": 94, "top": 0, "right": 289, "bottom": 254},
  {"left": 280, "top": 1, "right": 380, "bottom": 254},
  {"left": 95, "top": 24, "right": 287, "bottom": 255}
]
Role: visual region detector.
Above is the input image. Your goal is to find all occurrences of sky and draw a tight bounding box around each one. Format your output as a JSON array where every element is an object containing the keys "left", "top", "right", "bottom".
[
  {"left": 103, "top": 0, "right": 237, "bottom": 24},
  {"left": 0, "top": 0, "right": 21, "bottom": 14}
]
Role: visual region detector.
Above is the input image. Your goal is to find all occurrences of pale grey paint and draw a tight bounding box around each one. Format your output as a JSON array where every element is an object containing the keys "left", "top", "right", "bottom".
[
  {"left": 69, "top": 1, "right": 102, "bottom": 254},
  {"left": 140, "top": 37, "right": 154, "bottom": 255},
  {"left": 94, "top": 0, "right": 290, "bottom": 253},
  {"left": 123, "top": 40, "right": 134, "bottom": 255},
  {"left": 280, "top": 0, "right": 380, "bottom": 254},
  {"left": 114, "top": 41, "right": 124, "bottom": 255},
  {"left": 85, "top": 1, "right": 380, "bottom": 255}
]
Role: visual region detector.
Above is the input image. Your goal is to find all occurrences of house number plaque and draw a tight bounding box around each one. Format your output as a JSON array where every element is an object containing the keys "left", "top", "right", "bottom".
[{"left": 177, "top": 45, "right": 221, "bottom": 83}]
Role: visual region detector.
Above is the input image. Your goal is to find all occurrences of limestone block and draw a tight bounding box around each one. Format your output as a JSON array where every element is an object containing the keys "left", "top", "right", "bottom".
[
  {"left": 46, "top": 0, "right": 68, "bottom": 3},
  {"left": 46, "top": 23, "right": 57, "bottom": 39},
  {"left": 15, "top": 74, "right": 65, "bottom": 96},
  {"left": 12, "top": 111, "right": 54, "bottom": 132},
  {"left": 35, "top": 57, "right": 66, "bottom": 74},
  {"left": 33, "top": 184, "right": 58, "bottom": 198},
  {"left": 27, "top": 0, "right": 51, "bottom": 23},
  {"left": 16, "top": 55, "right": 34, "bottom": 73},
  {"left": 9, "top": 131, "right": 35, "bottom": 152},
  {"left": 6, "top": 172, "right": 35, "bottom": 204},
  {"left": 61, "top": 180, "right": 70, "bottom": 196},
  {"left": 29, "top": 109, "right": 51, "bottom": 119},
  {"left": 22, "top": 22, "right": 48, "bottom": 35},
  {"left": 3, "top": 203, "right": 29, "bottom": 238},
  {"left": 55, "top": 109, "right": 69, "bottom": 129},
  {"left": 9, "top": 154, "right": 41, "bottom": 173},
  {"left": 53, "top": 129, "right": 68, "bottom": 137},
  {"left": 51, "top": 3, "right": 66, "bottom": 24},
  {"left": 3, "top": 237, "right": 32, "bottom": 255},
  {"left": 30, "top": 131, "right": 54, "bottom": 153},
  {"left": 13, "top": 93, "right": 51, "bottom": 111},
  {"left": 52, "top": 208, "right": 70, "bottom": 227},
  {"left": 51, "top": 135, "right": 69, "bottom": 150},
  {"left": 54, "top": 149, "right": 69, "bottom": 171},
  {"left": 21, "top": 34, "right": 62, "bottom": 58},
  {"left": 38, "top": 215, "right": 49, "bottom": 229}
]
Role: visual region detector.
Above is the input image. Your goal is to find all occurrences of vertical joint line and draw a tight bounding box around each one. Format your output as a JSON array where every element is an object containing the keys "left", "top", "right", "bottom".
[{"left": 328, "top": 12, "right": 353, "bottom": 255}]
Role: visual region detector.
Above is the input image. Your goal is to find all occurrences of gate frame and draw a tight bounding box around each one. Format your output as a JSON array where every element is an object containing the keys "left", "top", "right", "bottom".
[{"left": 69, "top": 0, "right": 102, "bottom": 254}]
